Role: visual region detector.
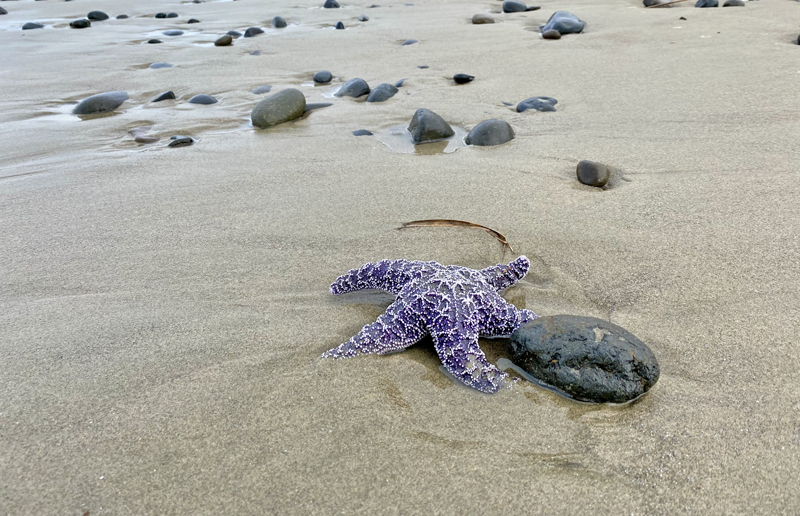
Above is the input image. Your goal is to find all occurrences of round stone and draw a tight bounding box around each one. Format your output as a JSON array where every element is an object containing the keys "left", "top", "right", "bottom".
[
  {"left": 723, "top": 0, "right": 744, "bottom": 5},
  {"left": 272, "top": 16, "right": 287, "bottom": 28},
  {"left": 251, "top": 88, "right": 306, "bottom": 128},
  {"left": 116, "top": 14, "right": 129, "bottom": 19},
  {"left": 508, "top": 315, "right": 660, "bottom": 403},
  {"left": 407, "top": 108, "right": 454, "bottom": 144},
  {"left": 86, "top": 11, "right": 109, "bottom": 21},
  {"left": 147, "top": 39, "right": 162, "bottom": 44},
  {"left": 0, "top": 7, "right": 7, "bottom": 15},
  {"left": 323, "top": 0, "right": 340, "bottom": 7},
  {"left": 695, "top": 0, "right": 718, "bottom": 6},
  {"left": 576, "top": 159, "right": 610, "bottom": 187},
  {"left": 334, "top": 78, "right": 370, "bottom": 98},
  {"left": 188, "top": 18, "right": 201, "bottom": 23},
  {"left": 366, "top": 83, "right": 398, "bottom": 103},
  {"left": 335, "top": 21, "right": 345, "bottom": 29},
  {"left": 464, "top": 119, "right": 514, "bottom": 146},
  {"left": 72, "top": 91, "right": 129, "bottom": 115},
  {"left": 166, "top": 13, "right": 179, "bottom": 18},
  {"left": 472, "top": 13, "right": 495, "bottom": 24},
  {"left": 516, "top": 96, "right": 558, "bottom": 112},
  {"left": 252, "top": 85, "right": 273, "bottom": 94},
  {"left": 453, "top": 73, "right": 474, "bottom": 84},
  {"left": 243, "top": 27, "right": 264, "bottom": 37},
  {"left": 353, "top": 129, "right": 373, "bottom": 136},
  {"left": 313, "top": 70, "right": 332, "bottom": 83},
  {"left": 304, "top": 102, "right": 332, "bottom": 112},
  {"left": 152, "top": 91, "right": 176, "bottom": 102},
  {"left": 70, "top": 19, "right": 91, "bottom": 29},
  {"left": 188, "top": 94, "right": 218, "bottom": 105},
  {"left": 358, "top": 14, "right": 370, "bottom": 21},
  {"left": 155, "top": 13, "right": 167, "bottom": 18},
  {"left": 163, "top": 30, "right": 183, "bottom": 36},
  {"left": 503, "top": 0, "right": 528, "bottom": 12},
  {"left": 541, "top": 11, "right": 585, "bottom": 35},
  {"left": 214, "top": 34, "right": 232, "bottom": 46},
  {"left": 150, "top": 62, "right": 172, "bottom": 69},
  {"left": 227, "top": 30, "right": 242, "bottom": 38},
  {"left": 22, "top": 22, "right": 44, "bottom": 30},
  {"left": 542, "top": 29, "right": 561, "bottom": 39}
]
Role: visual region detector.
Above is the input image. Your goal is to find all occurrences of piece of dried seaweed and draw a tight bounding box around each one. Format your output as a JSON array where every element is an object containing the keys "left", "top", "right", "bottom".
[{"left": 398, "top": 219, "right": 514, "bottom": 252}]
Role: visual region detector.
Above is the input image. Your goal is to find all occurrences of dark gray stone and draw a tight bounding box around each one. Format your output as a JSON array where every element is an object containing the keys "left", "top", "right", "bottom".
[
  {"left": 472, "top": 13, "right": 494, "bottom": 24},
  {"left": 395, "top": 78, "right": 407, "bottom": 87},
  {"left": 188, "top": 94, "right": 218, "bottom": 105},
  {"left": 214, "top": 34, "right": 232, "bottom": 46},
  {"left": 335, "top": 21, "right": 345, "bottom": 29},
  {"left": 152, "top": 91, "right": 176, "bottom": 102},
  {"left": 334, "top": 78, "right": 370, "bottom": 98},
  {"left": 87, "top": 11, "right": 108, "bottom": 21},
  {"left": 166, "top": 13, "right": 179, "bottom": 18},
  {"left": 0, "top": 7, "right": 7, "bottom": 15},
  {"left": 401, "top": 39, "right": 418, "bottom": 45},
  {"left": 252, "top": 88, "right": 306, "bottom": 128},
  {"left": 353, "top": 129, "right": 373, "bottom": 136},
  {"left": 516, "top": 96, "right": 557, "bottom": 112},
  {"left": 314, "top": 70, "right": 332, "bottom": 83},
  {"left": 272, "top": 16, "right": 287, "bottom": 28},
  {"left": 116, "top": 14, "right": 129, "bottom": 19},
  {"left": 147, "top": 39, "right": 162, "bottom": 44},
  {"left": 244, "top": 27, "right": 264, "bottom": 37},
  {"left": 168, "top": 136, "right": 194, "bottom": 147},
  {"left": 508, "top": 315, "right": 660, "bottom": 403},
  {"left": 541, "top": 11, "right": 585, "bottom": 35},
  {"left": 695, "top": 0, "right": 718, "bottom": 6},
  {"left": 723, "top": 0, "right": 744, "bottom": 5},
  {"left": 576, "top": 160, "right": 610, "bottom": 187},
  {"left": 359, "top": 14, "right": 369, "bottom": 21},
  {"left": 417, "top": 65, "right": 428, "bottom": 69},
  {"left": 252, "top": 85, "right": 273, "bottom": 94},
  {"left": 464, "top": 119, "right": 514, "bottom": 146},
  {"left": 644, "top": 0, "right": 671, "bottom": 6},
  {"left": 324, "top": 0, "right": 340, "bottom": 7},
  {"left": 70, "top": 19, "right": 90, "bottom": 29},
  {"left": 542, "top": 29, "right": 561, "bottom": 39},
  {"left": 453, "top": 73, "right": 474, "bottom": 84},
  {"left": 366, "top": 83, "right": 398, "bottom": 102},
  {"left": 72, "top": 91, "right": 128, "bottom": 115},
  {"left": 163, "top": 30, "right": 184, "bottom": 36},
  {"left": 407, "top": 108, "right": 454, "bottom": 144},
  {"left": 155, "top": 13, "right": 167, "bottom": 18},
  {"left": 22, "top": 22, "right": 44, "bottom": 30},
  {"left": 502, "top": 0, "right": 540, "bottom": 12},
  {"left": 188, "top": 18, "right": 200, "bottom": 23},
  {"left": 150, "top": 62, "right": 172, "bottom": 69},
  {"left": 227, "top": 30, "right": 242, "bottom": 38},
  {"left": 304, "top": 102, "right": 333, "bottom": 112}
]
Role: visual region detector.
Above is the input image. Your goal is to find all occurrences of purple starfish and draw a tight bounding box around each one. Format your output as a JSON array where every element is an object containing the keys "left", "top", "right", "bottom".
[{"left": 323, "top": 256, "right": 538, "bottom": 393}]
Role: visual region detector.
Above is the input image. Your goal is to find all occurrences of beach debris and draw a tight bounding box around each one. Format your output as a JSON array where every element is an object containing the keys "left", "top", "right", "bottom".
[
  {"left": 465, "top": 119, "right": 515, "bottom": 147},
  {"left": 541, "top": 11, "right": 585, "bottom": 35},
  {"left": 399, "top": 219, "right": 513, "bottom": 251},
  {"left": 453, "top": 73, "right": 474, "bottom": 84},
  {"left": 503, "top": 0, "right": 540, "bottom": 13},
  {"left": 407, "top": 108, "right": 454, "bottom": 143},
  {"left": 516, "top": 96, "right": 557, "bottom": 112},
  {"left": 366, "top": 83, "right": 398, "bottom": 102},
  {"left": 152, "top": 91, "right": 176, "bottom": 102},
  {"left": 508, "top": 315, "right": 660, "bottom": 403},
  {"left": 272, "top": 16, "right": 287, "bottom": 28},
  {"left": 323, "top": 256, "right": 538, "bottom": 393},
  {"left": 576, "top": 160, "right": 610, "bottom": 187},
  {"left": 251, "top": 88, "right": 306, "bottom": 128},
  {"left": 188, "top": 94, "right": 218, "bottom": 105},
  {"left": 472, "top": 13, "right": 495, "bottom": 24},
  {"left": 72, "top": 91, "right": 128, "bottom": 115},
  {"left": 335, "top": 78, "right": 370, "bottom": 98}
]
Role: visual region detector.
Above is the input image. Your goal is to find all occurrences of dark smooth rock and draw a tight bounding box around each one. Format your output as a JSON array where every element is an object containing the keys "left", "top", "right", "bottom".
[
  {"left": 72, "top": 91, "right": 128, "bottom": 115},
  {"left": 150, "top": 62, "right": 172, "bottom": 69},
  {"left": 723, "top": 0, "right": 744, "bottom": 5},
  {"left": 401, "top": 39, "right": 418, "bottom": 45},
  {"left": 214, "top": 34, "right": 232, "bottom": 46},
  {"left": 453, "top": 73, "right": 474, "bottom": 84},
  {"left": 542, "top": 11, "right": 585, "bottom": 35},
  {"left": 152, "top": 91, "right": 176, "bottom": 102},
  {"left": 407, "top": 108, "right": 454, "bottom": 144},
  {"left": 188, "top": 94, "right": 218, "bottom": 105},
  {"left": 366, "top": 83, "right": 398, "bottom": 102},
  {"left": 680, "top": 16, "right": 687, "bottom": 19},
  {"left": 116, "top": 14, "right": 129, "bottom": 19},
  {"left": 70, "top": 19, "right": 90, "bottom": 29},
  {"left": 417, "top": 65, "right": 429, "bottom": 69},
  {"left": 464, "top": 119, "right": 514, "bottom": 146},
  {"left": 272, "top": 16, "right": 287, "bottom": 28},
  {"left": 188, "top": 18, "right": 201, "bottom": 23},
  {"left": 163, "top": 30, "right": 184, "bottom": 36},
  {"left": 252, "top": 85, "right": 273, "bottom": 94},
  {"left": 168, "top": 136, "right": 194, "bottom": 148},
  {"left": 227, "top": 30, "right": 242, "bottom": 38},
  {"left": 472, "top": 13, "right": 495, "bottom": 24},
  {"left": 576, "top": 160, "right": 610, "bottom": 187},
  {"left": 166, "top": 13, "right": 179, "bottom": 18},
  {"left": 369, "top": 4, "right": 381, "bottom": 7},
  {"left": 353, "top": 129, "right": 373, "bottom": 136},
  {"left": 86, "top": 11, "right": 108, "bottom": 21},
  {"left": 335, "top": 21, "right": 345, "bottom": 29},
  {"left": 313, "top": 70, "right": 332, "bottom": 83},
  {"left": 509, "top": 315, "right": 660, "bottom": 404},
  {"left": 147, "top": 39, "right": 162, "bottom": 44},
  {"left": 516, "top": 96, "right": 557, "bottom": 112},
  {"left": 502, "top": 0, "right": 540, "bottom": 12},
  {"left": 251, "top": 88, "right": 306, "bottom": 128},
  {"left": 0, "top": 7, "right": 7, "bottom": 15},
  {"left": 323, "top": 0, "right": 340, "bottom": 7},
  {"left": 304, "top": 102, "right": 332, "bottom": 112},
  {"left": 695, "top": 0, "right": 718, "bottom": 6},
  {"left": 334, "top": 78, "right": 370, "bottom": 98},
  {"left": 542, "top": 29, "right": 561, "bottom": 39},
  {"left": 244, "top": 27, "right": 264, "bottom": 37},
  {"left": 644, "top": 0, "right": 671, "bottom": 5},
  {"left": 358, "top": 14, "right": 369, "bottom": 21},
  {"left": 22, "top": 22, "right": 44, "bottom": 30},
  {"left": 155, "top": 13, "right": 167, "bottom": 18},
  {"left": 395, "top": 78, "right": 407, "bottom": 87}
]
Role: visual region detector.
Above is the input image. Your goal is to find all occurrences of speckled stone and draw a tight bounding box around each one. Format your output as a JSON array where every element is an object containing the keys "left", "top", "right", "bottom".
[
  {"left": 251, "top": 88, "right": 306, "bottom": 128},
  {"left": 464, "top": 119, "right": 514, "bottom": 146},
  {"left": 472, "top": 13, "right": 495, "bottom": 24},
  {"left": 72, "top": 91, "right": 128, "bottom": 115},
  {"left": 576, "top": 160, "right": 610, "bottom": 187},
  {"left": 168, "top": 136, "right": 194, "bottom": 148},
  {"left": 407, "top": 108, "right": 454, "bottom": 143},
  {"left": 188, "top": 94, "right": 218, "bottom": 105},
  {"left": 509, "top": 315, "right": 660, "bottom": 403},
  {"left": 334, "top": 78, "right": 370, "bottom": 98}
]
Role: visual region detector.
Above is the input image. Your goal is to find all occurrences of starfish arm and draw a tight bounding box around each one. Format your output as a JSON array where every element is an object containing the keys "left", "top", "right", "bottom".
[
  {"left": 322, "top": 301, "right": 427, "bottom": 358},
  {"left": 330, "top": 259, "right": 430, "bottom": 295},
  {"left": 431, "top": 327, "right": 508, "bottom": 394},
  {"left": 478, "top": 299, "right": 538, "bottom": 338},
  {"left": 479, "top": 256, "right": 531, "bottom": 291}
]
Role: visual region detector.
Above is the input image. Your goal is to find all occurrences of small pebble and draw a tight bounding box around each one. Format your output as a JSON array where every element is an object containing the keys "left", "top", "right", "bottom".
[
  {"left": 166, "top": 13, "right": 179, "bottom": 18},
  {"left": 576, "top": 160, "right": 610, "bottom": 187},
  {"left": 395, "top": 78, "right": 407, "bottom": 87},
  {"left": 313, "top": 70, "right": 333, "bottom": 83},
  {"left": 0, "top": 7, "right": 7, "bottom": 15},
  {"left": 188, "top": 94, "right": 218, "bottom": 105},
  {"left": 147, "top": 39, "right": 162, "bottom": 44},
  {"left": 272, "top": 16, "right": 287, "bottom": 28},
  {"left": 359, "top": 14, "right": 370, "bottom": 21},
  {"left": 401, "top": 39, "right": 418, "bottom": 45},
  {"left": 323, "top": 0, "right": 340, "bottom": 7},
  {"left": 453, "top": 73, "right": 474, "bottom": 84},
  {"left": 542, "top": 11, "right": 585, "bottom": 34},
  {"left": 163, "top": 30, "right": 184, "bottom": 36},
  {"left": 464, "top": 119, "right": 515, "bottom": 146},
  {"left": 215, "top": 34, "right": 233, "bottom": 46},
  {"left": 695, "top": 0, "right": 718, "bottom": 6},
  {"left": 542, "top": 29, "right": 561, "bottom": 39},
  {"left": 152, "top": 91, "right": 176, "bottom": 102},
  {"left": 502, "top": 0, "right": 540, "bottom": 12},
  {"left": 252, "top": 85, "right": 273, "bottom": 94},
  {"left": 417, "top": 65, "right": 429, "bottom": 69},
  {"left": 187, "top": 18, "right": 201, "bottom": 24},
  {"left": 155, "top": 13, "right": 167, "bottom": 18},
  {"left": 150, "top": 62, "right": 173, "bottom": 69},
  {"left": 353, "top": 129, "right": 373, "bottom": 136},
  {"left": 472, "top": 14, "right": 495, "bottom": 24},
  {"left": 22, "top": 22, "right": 45, "bottom": 30},
  {"left": 249, "top": 50, "right": 262, "bottom": 55},
  {"left": 70, "top": 19, "right": 91, "bottom": 29},
  {"left": 335, "top": 21, "right": 345, "bottom": 29},
  {"left": 227, "top": 30, "right": 242, "bottom": 38},
  {"left": 244, "top": 27, "right": 264, "bottom": 37},
  {"left": 87, "top": 11, "right": 109, "bottom": 21},
  {"left": 679, "top": 16, "right": 687, "bottom": 20},
  {"left": 168, "top": 136, "right": 194, "bottom": 147},
  {"left": 116, "top": 14, "right": 129, "bottom": 19}
]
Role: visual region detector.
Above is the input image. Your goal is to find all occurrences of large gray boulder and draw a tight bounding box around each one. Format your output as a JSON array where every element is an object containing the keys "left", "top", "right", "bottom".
[
  {"left": 464, "top": 119, "right": 514, "bottom": 146},
  {"left": 251, "top": 88, "right": 306, "bottom": 128},
  {"left": 407, "top": 108, "right": 454, "bottom": 144}
]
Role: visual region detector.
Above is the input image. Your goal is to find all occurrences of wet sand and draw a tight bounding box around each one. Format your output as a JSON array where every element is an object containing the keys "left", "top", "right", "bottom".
[{"left": 1, "top": 0, "right": 799, "bottom": 514}]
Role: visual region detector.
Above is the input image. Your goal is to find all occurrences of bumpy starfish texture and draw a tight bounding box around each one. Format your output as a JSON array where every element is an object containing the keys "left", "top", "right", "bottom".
[{"left": 323, "top": 256, "right": 538, "bottom": 393}]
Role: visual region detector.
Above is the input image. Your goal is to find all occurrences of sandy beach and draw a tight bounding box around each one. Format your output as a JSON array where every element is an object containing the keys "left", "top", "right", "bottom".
[{"left": 1, "top": 0, "right": 799, "bottom": 513}]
